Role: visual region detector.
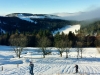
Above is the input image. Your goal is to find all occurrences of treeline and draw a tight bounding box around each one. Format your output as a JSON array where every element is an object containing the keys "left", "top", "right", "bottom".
[{"left": 0, "top": 29, "right": 100, "bottom": 48}]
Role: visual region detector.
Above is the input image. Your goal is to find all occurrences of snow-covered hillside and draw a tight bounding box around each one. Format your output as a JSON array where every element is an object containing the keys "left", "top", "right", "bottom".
[
  {"left": 6, "top": 13, "right": 60, "bottom": 23},
  {"left": 17, "top": 14, "right": 59, "bottom": 21},
  {"left": 53, "top": 24, "right": 80, "bottom": 35},
  {"left": 0, "top": 46, "right": 100, "bottom": 75},
  {"left": 17, "top": 14, "right": 34, "bottom": 23}
]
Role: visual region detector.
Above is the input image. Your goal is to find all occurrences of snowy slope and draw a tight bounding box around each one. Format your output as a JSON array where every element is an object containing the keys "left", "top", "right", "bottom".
[
  {"left": 17, "top": 13, "right": 60, "bottom": 24},
  {"left": 17, "top": 14, "right": 34, "bottom": 23},
  {"left": 53, "top": 24, "right": 80, "bottom": 35},
  {"left": 0, "top": 46, "right": 100, "bottom": 75},
  {"left": 6, "top": 13, "right": 60, "bottom": 23}
]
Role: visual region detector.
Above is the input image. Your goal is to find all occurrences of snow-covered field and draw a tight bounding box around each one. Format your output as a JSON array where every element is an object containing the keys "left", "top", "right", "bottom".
[{"left": 0, "top": 46, "right": 100, "bottom": 75}]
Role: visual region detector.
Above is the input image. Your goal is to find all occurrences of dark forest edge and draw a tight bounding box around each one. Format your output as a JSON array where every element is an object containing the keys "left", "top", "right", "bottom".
[{"left": 0, "top": 29, "right": 100, "bottom": 48}]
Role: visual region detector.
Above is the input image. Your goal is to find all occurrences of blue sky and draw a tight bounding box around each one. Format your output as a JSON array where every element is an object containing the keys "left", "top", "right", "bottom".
[{"left": 0, "top": 0, "right": 100, "bottom": 15}]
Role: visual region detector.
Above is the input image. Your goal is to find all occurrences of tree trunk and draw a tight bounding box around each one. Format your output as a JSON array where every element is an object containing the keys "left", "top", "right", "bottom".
[
  {"left": 43, "top": 54, "right": 45, "bottom": 58},
  {"left": 61, "top": 53, "right": 62, "bottom": 57},
  {"left": 66, "top": 52, "right": 68, "bottom": 58},
  {"left": 81, "top": 52, "right": 82, "bottom": 58},
  {"left": 18, "top": 54, "right": 20, "bottom": 58},
  {"left": 42, "top": 48, "right": 45, "bottom": 58}
]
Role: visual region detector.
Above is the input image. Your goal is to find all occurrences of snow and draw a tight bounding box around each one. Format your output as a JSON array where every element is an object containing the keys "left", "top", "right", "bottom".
[
  {"left": 53, "top": 24, "right": 80, "bottom": 35},
  {"left": 17, "top": 14, "right": 60, "bottom": 23},
  {"left": 0, "top": 45, "right": 100, "bottom": 75},
  {"left": 30, "top": 15, "right": 45, "bottom": 19},
  {"left": 17, "top": 14, "right": 34, "bottom": 23},
  {"left": 0, "top": 27, "right": 6, "bottom": 34}
]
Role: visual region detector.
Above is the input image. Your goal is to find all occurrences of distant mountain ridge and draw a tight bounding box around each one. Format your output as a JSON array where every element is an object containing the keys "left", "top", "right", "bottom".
[
  {"left": 0, "top": 13, "right": 78, "bottom": 34},
  {"left": 6, "top": 13, "right": 59, "bottom": 19}
]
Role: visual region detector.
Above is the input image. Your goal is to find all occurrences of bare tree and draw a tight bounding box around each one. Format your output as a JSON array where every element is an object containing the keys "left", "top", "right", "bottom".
[
  {"left": 97, "top": 47, "right": 100, "bottom": 53},
  {"left": 76, "top": 32, "right": 85, "bottom": 59},
  {"left": 65, "top": 41, "right": 72, "bottom": 58},
  {"left": 9, "top": 34, "right": 28, "bottom": 58},
  {"left": 55, "top": 40, "right": 66, "bottom": 57},
  {"left": 95, "top": 35, "right": 100, "bottom": 53},
  {"left": 80, "top": 47, "right": 83, "bottom": 58},
  {"left": 37, "top": 36, "right": 51, "bottom": 58},
  {"left": 76, "top": 41, "right": 83, "bottom": 59}
]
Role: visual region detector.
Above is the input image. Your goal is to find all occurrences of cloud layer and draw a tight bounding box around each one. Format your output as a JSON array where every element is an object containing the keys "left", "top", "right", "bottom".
[{"left": 55, "top": 7, "right": 100, "bottom": 21}]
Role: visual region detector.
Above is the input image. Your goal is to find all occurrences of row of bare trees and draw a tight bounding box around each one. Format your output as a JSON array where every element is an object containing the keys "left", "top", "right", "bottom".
[
  {"left": 38, "top": 37, "right": 84, "bottom": 59},
  {"left": 8, "top": 33, "right": 84, "bottom": 59},
  {"left": 8, "top": 30, "right": 100, "bottom": 59},
  {"left": 8, "top": 34, "right": 73, "bottom": 58}
]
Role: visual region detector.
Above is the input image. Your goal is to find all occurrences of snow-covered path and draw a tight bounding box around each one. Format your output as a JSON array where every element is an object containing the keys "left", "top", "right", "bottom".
[{"left": 1, "top": 57, "right": 100, "bottom": 75}]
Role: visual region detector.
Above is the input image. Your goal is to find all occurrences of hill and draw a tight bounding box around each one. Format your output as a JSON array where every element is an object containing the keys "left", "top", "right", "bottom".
[
  {"left": 81, "top": 20, "right": 100, "bottom": 35},
  {"left": 0, "top": 13, "right": 79, "bottom": 34}
]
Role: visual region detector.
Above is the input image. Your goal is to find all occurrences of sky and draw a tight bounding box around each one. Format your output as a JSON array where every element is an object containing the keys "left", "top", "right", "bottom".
[{"left": 0, "top": 0, "right": 100, "bottom": 15}]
